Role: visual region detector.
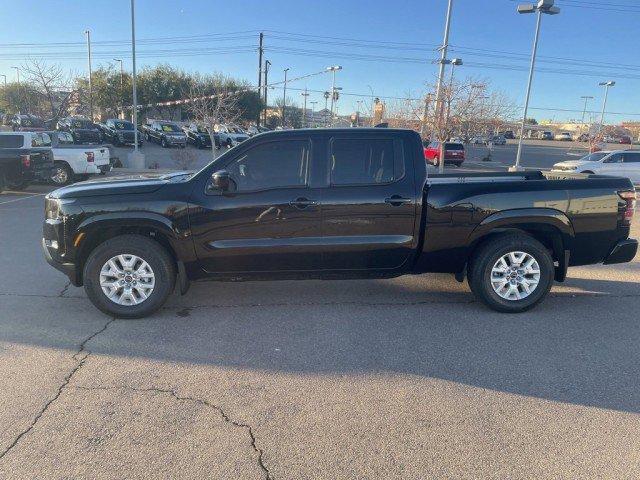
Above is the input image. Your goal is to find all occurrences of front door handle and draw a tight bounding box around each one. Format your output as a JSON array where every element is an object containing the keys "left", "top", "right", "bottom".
[
  {"left": 289, "top": 197, "right": 317, "bottom": 209},
  {"left": 385, "top": 195, "right": 412, "bottom": 206}
]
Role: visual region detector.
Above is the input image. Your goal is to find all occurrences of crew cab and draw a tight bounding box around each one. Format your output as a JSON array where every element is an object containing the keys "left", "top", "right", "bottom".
[
  {"left": 11, "top": 114, "right": 46, "bottom": 132},
  {"left": 0, "top": 131, "right": 53, "bottom": 191},
  {"left": 98, "top": 119, "right": 143, "bottom": 147},
  {"left": 42, "top": 128, "right": 637, "bottom": 318},
  {"left": 552, "top": 150, "right": 640, "bottom": 184},
  {"left": 57, "top": 117, "right": 102, "bottom": 144},
  {"left": 424, "top": 141, "right": 465, "bottom": 166},
  {"left": 144, "top": 121, "right": 187, "bottom": 148},
  {"left": 46, "top": 131, "right": 111, "bottom": 186}
]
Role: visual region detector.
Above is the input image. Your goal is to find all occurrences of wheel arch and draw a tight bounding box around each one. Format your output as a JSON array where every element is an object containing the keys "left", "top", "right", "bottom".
[
  {"left": 466, "top": 208, "right": 575, "bottom": 282},
  {"left": 74, "top": 216, "right": 181, "bottom": 285}
]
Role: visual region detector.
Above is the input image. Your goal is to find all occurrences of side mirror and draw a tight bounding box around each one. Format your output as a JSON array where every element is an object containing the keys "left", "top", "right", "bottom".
[{"left": 211, "top": 170, "right": 230, "bottom": 192}]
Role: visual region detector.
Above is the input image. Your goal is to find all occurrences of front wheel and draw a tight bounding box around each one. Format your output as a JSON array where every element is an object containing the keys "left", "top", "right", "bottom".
[
  {"left": 83, "top": 234, "right": 176, "bottom": 318},
  {"left": 161, "top": 138, "right": 168, "bottom": 148},
  {"left": 468, "top": 234, "right": 554, "bottom": 313}
]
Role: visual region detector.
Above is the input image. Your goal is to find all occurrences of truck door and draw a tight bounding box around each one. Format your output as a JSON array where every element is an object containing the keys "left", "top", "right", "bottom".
[
  {"left": 188, "top": 136, "right": 323, "bottom": 273},
  {"left": 320, "top": 134, "right": 417, "bottom": 271}
]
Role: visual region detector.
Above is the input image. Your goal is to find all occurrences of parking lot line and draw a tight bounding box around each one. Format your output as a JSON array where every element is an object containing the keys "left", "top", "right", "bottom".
[{"left": 0, "top": 193, "right": 46, "bottom": 205}]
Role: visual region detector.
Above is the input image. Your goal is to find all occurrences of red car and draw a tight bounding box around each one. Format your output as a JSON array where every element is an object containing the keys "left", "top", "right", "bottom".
[
  {"left": 619, "top": 135, "right": 632, "bottom": 145},
  {"left": 423, "top": 141, "right": 465, "bottom": 167}
]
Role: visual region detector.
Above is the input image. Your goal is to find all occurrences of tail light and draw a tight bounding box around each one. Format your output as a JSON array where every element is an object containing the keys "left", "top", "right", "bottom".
[
  {"left": 85, "top": 152, "right": 95, "bottom": 162},
  {"left": 619, "top": 190, "right": 636, "bottom": 225},
  {"left": 20, "top": 154, "right": 30, "bottom": 168}
]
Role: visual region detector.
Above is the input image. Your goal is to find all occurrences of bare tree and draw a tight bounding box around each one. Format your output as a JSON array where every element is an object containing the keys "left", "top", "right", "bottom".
[
  {"left": 186, "top": 84, "right": 241, "bottom": 160},
  {"left": 20, "top": 59, "right": 76, "bottom": 120}
]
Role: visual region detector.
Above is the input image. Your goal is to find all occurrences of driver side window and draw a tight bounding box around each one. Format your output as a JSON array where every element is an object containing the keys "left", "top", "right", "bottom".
[
  {"left": 226, "top": 140, "right": 310, "bottom": 192},
  {"left": 605, "top": 154, "right": 623, "bottom": 163}
]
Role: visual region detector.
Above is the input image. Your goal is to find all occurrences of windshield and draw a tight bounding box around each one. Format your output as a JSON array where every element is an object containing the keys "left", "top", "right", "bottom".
[
  {"left": 580, "top": 152, "right": 608, "bottom": 162},
  {"left": 114, "top": 121, "right": 134, "bottom": 130},
  {"left": 444, "top": 143, "right": 464, "bottom": 150},
  {"left": 160, "top": 124, "right": 181, "bottom": 132},
  {"left": 71, "top": 120, "right": 93, "bottom": 129}
]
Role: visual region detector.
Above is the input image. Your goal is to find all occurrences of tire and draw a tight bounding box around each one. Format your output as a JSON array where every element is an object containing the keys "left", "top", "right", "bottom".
[
  {"left": 50, "top": 162, "right": 74, "bottom": 186},
  {"left": 161, "top": 138, "right": 168, "bottom": 148},
  {"left": 83, "top": 234, "right": 176, "bottom": 318},
  {"left": 6, "top": 178, "right": 29, "bottom": 190},
  {"left": 145, "top": 132, "right": 150, "bottom": 142},
  {"left": 468, "top": 233, "right": 554, "bottom": 313}
]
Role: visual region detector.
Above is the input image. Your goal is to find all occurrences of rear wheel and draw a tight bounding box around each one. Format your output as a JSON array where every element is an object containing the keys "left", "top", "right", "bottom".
[
  {"left": 468, "top": 234, "right": 554, "bottom": 313},
  {"left": 50, "top": 162, "right": 74, "bottom": 186},
  {"left": 83, "top": 234, "right": 176, "bottom": 318}
]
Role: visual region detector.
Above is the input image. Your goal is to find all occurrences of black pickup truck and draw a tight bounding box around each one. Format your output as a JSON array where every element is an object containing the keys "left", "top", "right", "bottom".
[
  {"left": 1, "top": 132, "right": 54, "bottom": 191},
  {"left": 42, "top": 128, "right": 637, "bottom": 318}
]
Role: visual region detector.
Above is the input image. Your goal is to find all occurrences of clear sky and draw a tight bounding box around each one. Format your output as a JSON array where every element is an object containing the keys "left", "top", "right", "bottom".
[{"left": 1, "top": 0, "right": 639, "bottom": 123}]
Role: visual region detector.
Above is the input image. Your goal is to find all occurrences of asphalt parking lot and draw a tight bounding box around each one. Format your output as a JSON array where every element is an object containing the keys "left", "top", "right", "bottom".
[{"left": 1, "top": 162, "right": 640, "bottom": 478}]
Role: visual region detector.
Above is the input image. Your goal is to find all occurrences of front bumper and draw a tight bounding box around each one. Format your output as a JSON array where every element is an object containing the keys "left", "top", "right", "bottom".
[
  {"left": 603, "top": 239, "right": 638, "bottom": 265},
  {"left": 42, "top": 237, "right": 79, "bottom": 285}
]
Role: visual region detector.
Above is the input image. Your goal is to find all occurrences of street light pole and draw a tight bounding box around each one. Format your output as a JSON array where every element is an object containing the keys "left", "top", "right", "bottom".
[
  {"left": 85, "top": 30, "right": 93, "bottom": 121},
  {"left": 598, "top": 81, "right": 615, "bottom": 132},
  {"left": 130, "top": 0, "right": 143, "bottom": 166},
  {"left": 11, "top": 66, "right": 21, "bottom": 112},
  {"left": 114, "top": 58, "right": 124, "bottom": 118},
  {"left": 511, "top": 0, "right": 560, "bottom": 172},
  {"left": 282, "top": 67, "right": 289, "bottom": 127},
  {"left": 444, "top": 58, "right": 463, "bottom": 128},
  {"left": 434, "top": 0, "right": 454, "bottom": 173}
]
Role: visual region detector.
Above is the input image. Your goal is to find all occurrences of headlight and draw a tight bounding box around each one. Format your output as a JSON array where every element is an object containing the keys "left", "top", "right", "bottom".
[{"left": 45, "top": 197, "right": 76, "bottom": 220}]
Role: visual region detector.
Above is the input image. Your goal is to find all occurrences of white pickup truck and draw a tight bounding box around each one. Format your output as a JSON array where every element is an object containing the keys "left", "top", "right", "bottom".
[{"left": 46, "top": 131, "right": 111, "bottom": 185}]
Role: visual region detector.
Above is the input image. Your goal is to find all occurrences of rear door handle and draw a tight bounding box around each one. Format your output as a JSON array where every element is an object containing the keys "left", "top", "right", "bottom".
[
  {"left": 289, "top": 197, "right": 317, "bottom": 209},
  {"left": 385, "top": 195, "right": 412, "bottom": 206}
]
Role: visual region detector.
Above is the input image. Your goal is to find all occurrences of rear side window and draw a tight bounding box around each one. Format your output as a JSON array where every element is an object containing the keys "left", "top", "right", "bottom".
[
  {"left": 622, "top": 152, "right": 640, "bottom": 163},
  {"left": 0, "top": 135, "right": 23, "bottom": 148},
  {"left": 330, "top": 138, "right": 402, "bottom": 185}
]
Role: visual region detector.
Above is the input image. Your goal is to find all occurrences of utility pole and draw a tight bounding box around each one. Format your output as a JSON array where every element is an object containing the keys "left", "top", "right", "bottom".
[
  {"left": 323, "top": 91, "right": 330, "bottom": 127},
  {"left": 420, "top": 93, "right": 432, "bottom": 137},
  {"left": 301, "top": 88, "right": 310, "bottom": 127},
  {"left": 85, "top": 30, "right": 93, "bottom": 121},
  {"left": 263, "top": 59, "right": 270, "bottom": 125},
  {"left": 282, "top": 68, "right": 289, "bottom": 127},
  {"left": 327, "top": 65, "right": 342, "bottom": 126},
  {"left": 310, "top": 101, "right": 317, "bottom": 127},
  {"left": 434, "top": 0, "right": 454, "bottom": 173},
  {"left": 256, "top": 32, "right": 263, "bottom": 127},
  {"left": 356, "top": 99, "right": 363, "bottom": 126}
]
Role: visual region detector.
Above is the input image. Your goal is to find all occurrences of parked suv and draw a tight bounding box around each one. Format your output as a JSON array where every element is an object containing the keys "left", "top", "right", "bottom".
[
  {"left": 57, "top": 117, "right": 102, "bottom": 144},
  {"left": 423, "top": 141, "right": 465, "bottom": 167},
  {"left": 183, "top": 123, "right": 219, "bottom": 149},
  {"left": 145, "top": 121, "right": 187, "bottom": 148},
  {"left": 98, "top": 119, "right": 143, "bottom": 147},
  {"left": 214, "top": 124, "right": 249, "bottom": 147},
  {"left": 11, "top": 114, "right": 46, "bottom": 132}
]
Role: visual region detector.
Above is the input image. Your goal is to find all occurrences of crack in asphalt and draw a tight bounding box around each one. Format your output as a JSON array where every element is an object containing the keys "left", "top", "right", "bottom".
[
  {"left": 0, "top": 317, "right": 116, "bottom": 461},
  {"left": 71, "top": 384, "right": 273, "bottom": 480},
  {"left": 58, "top": 281, "right": 71, "bottom": 298}
]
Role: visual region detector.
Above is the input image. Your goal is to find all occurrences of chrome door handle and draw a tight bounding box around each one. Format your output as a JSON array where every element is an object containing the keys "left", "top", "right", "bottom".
[
  {"left": 289, "top": 198, "right": 317, "bottom": 209},
  {"left": 385, "top": 195, "right": 412, "bottom": 206}
]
